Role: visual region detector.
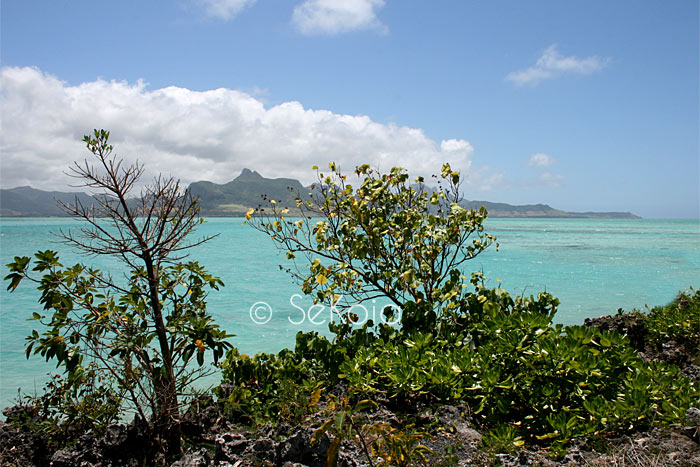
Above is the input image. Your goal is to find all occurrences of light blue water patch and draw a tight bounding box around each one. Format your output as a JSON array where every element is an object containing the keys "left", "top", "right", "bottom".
[
  {"left": 1, "top": 217, "right": 698, "bottom": 408},
  {"left": 477, "top": 219, "right": 699, "bottom": 323}
]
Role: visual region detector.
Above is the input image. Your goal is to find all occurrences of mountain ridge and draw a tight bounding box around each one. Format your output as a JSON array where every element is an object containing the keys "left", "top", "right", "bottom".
[{"left": 0, "top": 169, "right": 641, "bottom": 219}]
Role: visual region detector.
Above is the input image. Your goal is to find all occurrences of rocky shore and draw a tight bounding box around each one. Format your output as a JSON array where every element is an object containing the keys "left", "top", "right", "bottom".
[{"left": 1, "top": 312, "right": 698, "bottom": 466}]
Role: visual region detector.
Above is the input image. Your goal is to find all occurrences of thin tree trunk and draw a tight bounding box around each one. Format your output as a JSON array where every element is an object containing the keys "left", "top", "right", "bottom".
[{"left": 144, "top": 256, "right": 182, "bottom": 457}]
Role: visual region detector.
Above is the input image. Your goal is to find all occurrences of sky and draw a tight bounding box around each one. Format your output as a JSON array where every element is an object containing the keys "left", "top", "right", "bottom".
[{"left": 0, "top": 0, "right": 698, "bottom": 218}]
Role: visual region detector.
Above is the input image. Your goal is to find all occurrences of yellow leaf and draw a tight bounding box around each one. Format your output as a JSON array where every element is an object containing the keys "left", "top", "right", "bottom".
[
  {"left": 245, "top": 208, "right": 254, "bottom": 220},
  {"left": 327, "top": 437, "right": 341, "bottom": 467},
  {"left": 309, "top": 387, "right": 323, "bottom": 407},
  {"left": 316, "top": 274, "right": 328, "bottom": 285}
]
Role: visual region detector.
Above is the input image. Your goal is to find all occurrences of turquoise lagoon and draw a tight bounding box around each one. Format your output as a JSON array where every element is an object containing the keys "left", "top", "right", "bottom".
[{"left": 1, "top": 217, "right": 698, "bottom": 408}]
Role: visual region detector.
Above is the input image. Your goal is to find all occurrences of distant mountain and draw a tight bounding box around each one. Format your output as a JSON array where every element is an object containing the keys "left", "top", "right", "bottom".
[
  {"left": 191, "top": 170, "right": 640, "bottom": 219},
  {"left": 0, "top": 186, "right": 97, "bottom": 217},
  {"left": 0, "top": 170, "right": 641, "bottom": 219},
  {"left": 189, "top": 169, "right": 307, "bottom": 216}
]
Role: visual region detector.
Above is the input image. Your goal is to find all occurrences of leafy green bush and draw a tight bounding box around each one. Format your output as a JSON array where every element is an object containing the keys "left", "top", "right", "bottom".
[
  {"left": 248, "top": 163, "right": 496, "bottom": 335},
  {"left": 219, "top": 283, "right": 700, "bottom": 455},
  {"left": 340, "top": 285, "right": 699, "bottom": 451},
  {"left": 645, "top": 288, "right": 700, "bottom": 352},
  {"left": 6, "top": 366, "right": 121, "bottom": 447},
  {"left": 218, "top": 347, "right": 321, "bottom": 424}
]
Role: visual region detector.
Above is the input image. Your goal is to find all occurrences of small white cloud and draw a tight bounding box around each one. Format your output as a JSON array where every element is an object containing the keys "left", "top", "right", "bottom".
[
  {"left": 440, "top": 138, "right": 474, "bottom": 155},
  {"left": 527, "top": 152, "right": 555, "bottom": 167},
  {"left": 194, "top": 0, "right": 256, "bottom": 20},
  {"left": 537, "top": 171, "right": 564, "bottom": 187},
  {"left": 292, "top": 0, "right": 387, "bottom": 36},
  {"left": 0, "top": 66, "right": 501, "bottom": 193},
  {"left": 506, "top": 44, "right": 609, "bottom": 86},
  {"left": 468, "top": 169, "right": 504, "bottom": 192}
]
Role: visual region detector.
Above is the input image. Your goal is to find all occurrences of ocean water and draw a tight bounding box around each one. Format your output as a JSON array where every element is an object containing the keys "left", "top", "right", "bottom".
[{"left": 1, "top": 217, "right": 698, "bottom": 408}]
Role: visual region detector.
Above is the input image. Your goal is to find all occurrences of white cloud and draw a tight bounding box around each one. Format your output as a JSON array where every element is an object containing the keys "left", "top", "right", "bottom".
[
  {"left": 0, "top": 66, "right": 500, "bottom": 194},
  {"left": 468, "top": 168, "right": 504, "bottom": 192},
  {"left": 440, "top": 139, "right": 473, "bottom": 154},
  {"left": 194, "top": 0, "right": 256, "bottom": 20},
  {"left": 537, "top": 171, "right": 564, "bottom": 187},
  {"left": 292, "top": 0, "right": 387, "bottom": 36},
  {"left": 527, "top": 152, "right": 555, "bottom": 167},
  {"left": 506, "top": 45, "right": 609, "bottom": 86}
]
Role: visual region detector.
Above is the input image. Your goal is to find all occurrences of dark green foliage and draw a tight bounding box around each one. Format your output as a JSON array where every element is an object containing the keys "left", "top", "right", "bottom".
[
  {"left": 645, "top": 288, "right": 700, "bottom": 354},
  {"left": 337, "top": 283, "right": 699, "bottom": 452},
  {"left": 6, "top": 251, "right": 232, "bottom": 420},
  {"left": 6, "top": 368, "right": 121, "bottom": 447},
  {"left": 219, "top": 283, "right": 700, "bottom": 455},
  {"left": 218, "top": 347, "right": 320, "bottom": 425}
]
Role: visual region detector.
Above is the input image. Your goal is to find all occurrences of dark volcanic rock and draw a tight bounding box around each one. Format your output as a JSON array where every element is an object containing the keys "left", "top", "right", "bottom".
[
  {"left": 0, "top": 420, "right": 49, "bottom": 466},
  {"left": 210, "top": 423, "right": 362, "bottom": 467},
  {"left": 275, "top": 425, "right": 332, "bottom": 466},
  {"left": 584, "top": 312, "right": 648, "bottom": 351},
  {"left": 215, "top": 432, "right": 251, "bottom": 462},
  {"left": 181, "top": 395, "right": 226, "bottom": 442},
  {"left": 171, "top": 447, "right": 213, "bottom": 467},
  {"left": 585, "top": 312, "right": 700, "bottom": 382},
  {"left": 99, "top": 419, "right": 153, "bottom": 465}
]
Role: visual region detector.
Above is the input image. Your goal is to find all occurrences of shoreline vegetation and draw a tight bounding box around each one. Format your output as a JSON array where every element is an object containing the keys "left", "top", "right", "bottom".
[
  {"left": 1, "top": 291, "right": 698, "bottom": 466},
  {"left": 1, "top": 134, "right": 696, "bottom": 466}
]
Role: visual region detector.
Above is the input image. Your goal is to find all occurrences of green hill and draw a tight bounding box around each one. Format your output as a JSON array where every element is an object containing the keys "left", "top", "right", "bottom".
[
  {"left": 190, "top": 169, "right": 308, "bottom": 216},
  {"left": 0, "top": 186, "right": 98, "bottom": 217},
  {"left": 0, "top": 170, "right": 640, "bottom": 219},
  {"left": 463, "top": 200, "right": 640, "bottom": 219}
]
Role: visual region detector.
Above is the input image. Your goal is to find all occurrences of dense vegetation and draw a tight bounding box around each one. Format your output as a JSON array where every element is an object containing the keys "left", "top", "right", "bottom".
[
  {"left": 3, "top": 155, "right": 698, "bottom": 465},
  {"left": 4, "top": 130, "right": 232, "bottom": 458},
  {"left": 223, "top": 163, "right": 699, "bottom": 463},
  {"left": 218, "top": 285, "right": 700, "bottom": 462}
]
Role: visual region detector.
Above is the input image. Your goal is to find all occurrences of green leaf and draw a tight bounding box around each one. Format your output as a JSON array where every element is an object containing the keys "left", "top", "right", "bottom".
[
  {"left": 334, "top": 411, "right": 346, "bottom": 432},
  {"left": 353, "top": 399, "right": 378, "bottom": 413},
  {"left": 311, "top": 420, "right": 333, "bottom": 445},
  {"left": 5, "top": 273, "right": 23, "bottom": 292}
]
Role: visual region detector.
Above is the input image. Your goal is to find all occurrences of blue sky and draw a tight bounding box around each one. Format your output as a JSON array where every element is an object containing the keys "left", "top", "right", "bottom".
[{"left": 1, "top": 0, "right": 698, "bottom": 218}]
